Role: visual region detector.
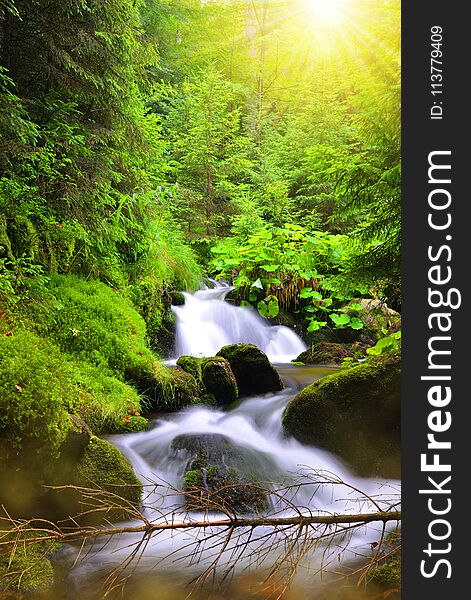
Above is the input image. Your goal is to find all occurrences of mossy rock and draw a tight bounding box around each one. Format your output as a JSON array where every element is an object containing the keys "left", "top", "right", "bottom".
[
  {"left": 216, "top": 344, "right": 283, "bottom": 396},
  {"left": 282, "top": 353, "right": 401, "bottom": 477},
  {"left": 295, "top": 343, "right": 355, "bottom": 365},
  {"left": 201, "top": 357, "right": 238, "bottom": 405},
  {"left": 171, "top": 433, "right": 271, "bottom": 513},
  {"left": 74, "top": 437, "right": 142, "bottom": 522},
  {"left": 168, "top": 367, "right": 199, "bottom": 410},
  {"left": 0, "top": 546, "right": 54, "bottom": 594},
  {"left": 176, "top": 355, "right": 204, "bottom": 392},
  {"left": 369, "top": 559, "right": 401, "bottom": 589},
  {"left": 170, "top": 291, "right": 185, "bottom": 306}
]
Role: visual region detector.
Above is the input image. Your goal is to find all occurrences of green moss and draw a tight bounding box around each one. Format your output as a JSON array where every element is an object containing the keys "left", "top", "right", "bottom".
[
  {"left": 201, "top": 357, "right": 238, "bottom": 405},
  {"left": 295, "top": 343, "right": 356, "bottom": 365},
  {"left": 75, "top": 437, "right": 142, "bottom": 521},
  {"left": 168, "top": 367, "right": 199, "bottom": 410},
  {"left": 0, "top": 528, "right": 58, "bottom": 593},
  {"left": 176, "top": 355, "right": 204, "bottom": 391},
  {"left": 282, "top": 353, "right": 401, "bottom": 477},
  {"left": 216, "top": 344, "right": 283, "bottom": 396},
  {"left": 184, "top": 469, "right": 202, "bottom": 488},
  {"left": 0, "top": 331, "right": 72, "bottom": 464},
  {"left": 0, "top": 548, "right": 54, "bottom": 593},
  {"left": 26, "top": 275, "right": 157, "bottom": 385},
  {"left": 369, "top": 559, "right": 401, "bottom": 588}
]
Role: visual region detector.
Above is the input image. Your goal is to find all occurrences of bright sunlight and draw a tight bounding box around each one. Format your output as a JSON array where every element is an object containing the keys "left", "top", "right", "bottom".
[{"left": 305, "top": 0, "right": 347, "bottom": 25}]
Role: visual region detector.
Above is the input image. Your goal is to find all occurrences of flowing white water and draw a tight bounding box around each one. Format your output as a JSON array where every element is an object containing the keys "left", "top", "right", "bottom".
[
  {"left": 63, "top": 368, "right": 399, "bottom": 590},
  {"left": 171, "top": 281, "right": 306, "bottom": 363},
  {"left": 59, "top": 289, "right": 399, "bottom": 592}
]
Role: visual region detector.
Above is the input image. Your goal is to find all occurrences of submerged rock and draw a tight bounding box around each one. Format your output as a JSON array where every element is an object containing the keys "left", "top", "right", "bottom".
[
  {"left": 282, "top": 353, "right": 401, "bottom": 478},
  {"left": 171, "top": 433, "right": 271, "bottom": 513},
  {"left": 216, "top": 344, "right": 283, "bottom": 396}
]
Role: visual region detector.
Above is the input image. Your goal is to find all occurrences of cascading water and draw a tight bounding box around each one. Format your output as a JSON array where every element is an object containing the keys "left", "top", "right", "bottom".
[
  {"left": 171, "top": 281, "right": 307, "bottom": 362},
  {"left": 61, "top": 364, "right": 400, "bottom": 594}
]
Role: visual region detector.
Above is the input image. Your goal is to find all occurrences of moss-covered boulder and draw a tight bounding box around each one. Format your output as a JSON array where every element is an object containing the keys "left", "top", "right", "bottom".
[
  {"left": 176, "top": 355, "right": 238, "bottom": 406},
  {"left": 0, "top": 537, "right": 55, "bottom": 594},
  {"left": 216, "top": 344, "right": 283, "bottom": 396},
  {"left": 177, "top": 355, "right": 204, "bottom": 392},
  {"left": 201, "top": 357, "right": 238, "bottom": 405},
  {"left": 169, "top": 367, "right": 199, "bottom": 409},
  {"left": 74, "top": 437, "right": 142, "bottom": 522},
  {"left": 171, "top": 434, "right": 271, "bottom": 513},
  {"left": 282, "top": 353, "right": 401, "bottom": 477},
  {"left": 295, "top": 343, "right": 356, "bottom": 365}
]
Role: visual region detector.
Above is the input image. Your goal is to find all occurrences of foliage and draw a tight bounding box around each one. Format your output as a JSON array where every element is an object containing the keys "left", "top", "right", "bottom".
[
  {"left": 210, "top": 223, "right": 366, "bottom": 332},
  {"left": 367, "top": 330, "right": 402, "bottom": 356}
]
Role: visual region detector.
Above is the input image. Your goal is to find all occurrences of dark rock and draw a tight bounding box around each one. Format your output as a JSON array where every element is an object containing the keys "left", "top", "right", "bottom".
[
  {"left": 216, "top": 344, "right": 283, "bottom": 396},
  {"left": 282, "top": 353, "right": 401, "bottom": 478},
  {"left": 171, "top": 433, "right": 272, "bottom": 513},
  {"left": 170, "top": 291, "right": 185, "bottom": 306},
  {"left": 61, "top": 414, "right": 92, "bottom": 460},
  {"left": 202, "top": 357, "right": 238, "bottom": 405}
]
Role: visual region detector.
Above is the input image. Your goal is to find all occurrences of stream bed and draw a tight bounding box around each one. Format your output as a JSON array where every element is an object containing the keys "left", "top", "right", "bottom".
[{"left": 52, "top": 364, "right": 400, "bottom": 600}]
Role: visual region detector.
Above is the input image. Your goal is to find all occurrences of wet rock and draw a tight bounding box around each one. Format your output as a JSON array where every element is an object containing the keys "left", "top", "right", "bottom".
[
  {"left": 171, "top": 291, "right": 185, "bottom": 306},
  {"left": 216, "top": 344, "right": 283, "bottom": 396},
  {"left": 202, "top": 357, "right": 238, "bottom": 405},
  {"left": 171, "top": 433, "right": 272, "bottom": 513},
  {"left": 169, "top": 367, "right": 199, "bottom": 410},
  {"left": 282, "top": 352, "right": 401, "bottom": 478},
  {"left": 177, "top": 355, "right": 204, "bottom": 392}
]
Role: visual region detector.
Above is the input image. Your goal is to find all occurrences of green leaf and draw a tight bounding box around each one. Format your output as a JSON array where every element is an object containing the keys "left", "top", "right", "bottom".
[
  {"left": 260, "top": 264, "right": 280, "bottom": 272},
  {"left": 330, "top": 313, "right": 351, "bottom": 328},
  {"left": 349, "top": 317, "right": 364, "bottom": 330},
  {"left": 251, "top": 278, "right": 263, "bottom": 290},
  {"left": 307, "top": 320, "right": 327, "bottom": 332}
]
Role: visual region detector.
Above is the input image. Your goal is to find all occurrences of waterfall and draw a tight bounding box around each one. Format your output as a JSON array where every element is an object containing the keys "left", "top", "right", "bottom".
[
  {"left": 64, "top": 367, "right": 399, "bottom": 589},
  {"left": 172, "top": 281, "right": 307, "bottom": 362}
]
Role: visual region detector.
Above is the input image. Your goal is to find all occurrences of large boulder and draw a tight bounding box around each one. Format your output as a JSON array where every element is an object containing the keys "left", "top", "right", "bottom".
[
  {"left": 282, "top": 353, "right": 401, "bottom": 478},
  {"left": 202, "top": 357, "right": 238, "bottom": 405},
  {"left": 171, "top": 433, "right": 271, "bottom": 513},
  {"left": 216, "top": 344, "right": 283, "bottom": 396}
]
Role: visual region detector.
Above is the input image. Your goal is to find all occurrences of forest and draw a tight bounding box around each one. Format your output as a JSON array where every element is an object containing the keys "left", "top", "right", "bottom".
[{"left": 0, "top": 1, "right": 401, "bottom": 598}]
